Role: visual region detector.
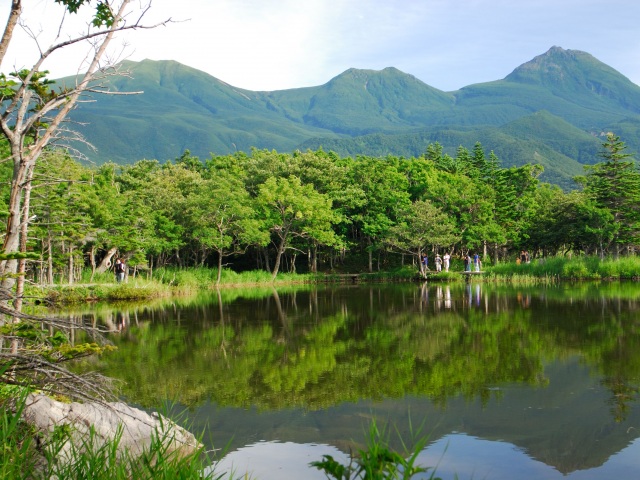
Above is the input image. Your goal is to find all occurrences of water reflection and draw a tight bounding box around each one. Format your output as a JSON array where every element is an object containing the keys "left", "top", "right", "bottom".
[{"left": 64, "top": 282, "right": 640, "bottom": 478}]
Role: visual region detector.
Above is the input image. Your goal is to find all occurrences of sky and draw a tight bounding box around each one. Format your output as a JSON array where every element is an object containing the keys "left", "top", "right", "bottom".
[{"left": 3, "top": 0, "right": 640, "bottom": 92}]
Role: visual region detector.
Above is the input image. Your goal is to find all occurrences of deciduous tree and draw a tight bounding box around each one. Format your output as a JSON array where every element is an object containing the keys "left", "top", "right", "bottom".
[{"left": 256, "top": 176, "right": 339, "bottom": 279}]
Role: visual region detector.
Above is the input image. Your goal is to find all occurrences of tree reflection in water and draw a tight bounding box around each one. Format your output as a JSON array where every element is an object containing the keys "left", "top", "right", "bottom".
[{"left": 65, "top": 282, "right": 640, "bottom": 478}]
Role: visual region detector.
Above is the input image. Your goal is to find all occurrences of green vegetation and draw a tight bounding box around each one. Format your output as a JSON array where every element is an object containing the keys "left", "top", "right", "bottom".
[
  {"left": 0, "top": 387, "right": 219, "bottom": 480},
  {"left": 3, "top": 130, "right": 637, "bottom": 310},
  {"left": 311, "top": 419, "right": 439, "bottom": 480},
  {"left": 5, "top": 133, "right": 639, "bottom": 293},
  {"left": 484, "top": 255, "right": 640, "bottom": 281}
]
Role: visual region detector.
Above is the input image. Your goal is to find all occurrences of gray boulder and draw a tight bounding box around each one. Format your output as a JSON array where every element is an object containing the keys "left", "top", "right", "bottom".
[{"left": 23, "top": 393, "right": 201, "bottom": 467}]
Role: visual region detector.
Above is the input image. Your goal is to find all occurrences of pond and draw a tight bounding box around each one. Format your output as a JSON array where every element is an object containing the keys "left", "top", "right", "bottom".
[{"left": 66, "top": 281, "right": 640, "bottom": 479}]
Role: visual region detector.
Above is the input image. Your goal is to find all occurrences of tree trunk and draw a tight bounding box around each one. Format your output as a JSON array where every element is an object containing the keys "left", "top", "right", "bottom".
[
  {"left": 89, "top": 245, "right": 96, "bottom": 282},
  {"left": 96, "top": 247, "right": 118, "bottom": 273},
  {"left": 0, "top": 0, "right": 22, "bottom": 65},
  {"left": 0, "top": 156, "right": 30, "bottom": 289},
  {"left": 290, "top": 253, "right": 297, "bottom": 273},
  {"left": 271, "top": 236, "right": 287, "bottom": 280},
  {"left": 216, "top": 249, "right": 223, "bottom": 286},
  {"left": 311, "top": 244, "right": 318, "bottom": 273},
  {"left": 68, "top": 246, "right": 74, "bottom": 285},
  {"left": 263, "top": 247, "right": 271, "bottom": 273},
  {"left": 14, "top": 163, "right": 34, "bottom": 316},
  {"left": 47, "top": 234, "right": 53, "bottom": 284},
  {"left": 148, "top": 256, "right": 154, "bottom": 281}
]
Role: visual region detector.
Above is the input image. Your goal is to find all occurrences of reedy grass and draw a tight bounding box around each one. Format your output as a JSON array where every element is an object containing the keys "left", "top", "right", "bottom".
[
  {"left": 147, "top": 266, "right": 316, "bottom": 288},
  {"left": 0, "top": 386, "right": 40, "bottom": 479},
  {"left": 0, "top": 387, "right": 229, "bottom": 480},
  {"left": 311, "top": 417, "right": 442, "bottom": 480},
  {"left": 483, "top": 255, "right": 640, "bottom": 283}
]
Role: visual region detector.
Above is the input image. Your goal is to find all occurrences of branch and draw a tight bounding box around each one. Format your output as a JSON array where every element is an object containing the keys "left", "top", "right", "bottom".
[{"left": 1, "top": 352, "right": 117, "bottom": 402}]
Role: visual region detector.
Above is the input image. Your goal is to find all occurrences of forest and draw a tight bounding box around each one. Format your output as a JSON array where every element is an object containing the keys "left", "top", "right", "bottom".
[{"left": 1, "top": 132, "right": 638, "bottom": 285}]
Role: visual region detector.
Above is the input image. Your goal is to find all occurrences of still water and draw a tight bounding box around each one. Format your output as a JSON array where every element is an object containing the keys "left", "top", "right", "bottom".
[{"left": 69, "top": 282, "right": 640, "bottom": 479}]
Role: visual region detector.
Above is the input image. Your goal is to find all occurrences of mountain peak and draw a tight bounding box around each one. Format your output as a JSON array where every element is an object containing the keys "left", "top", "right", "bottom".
[
  {"left": 331, "top": 66, "right": 417, "bottom": 83},
  {"left": 504, "top": 46, "right": 625, "bottom": 88}
]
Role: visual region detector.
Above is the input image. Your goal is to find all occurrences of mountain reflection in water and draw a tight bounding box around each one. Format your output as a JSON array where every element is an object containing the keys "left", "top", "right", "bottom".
[{"left": 66, "top": 282, "right": 640, "bottom": 479}]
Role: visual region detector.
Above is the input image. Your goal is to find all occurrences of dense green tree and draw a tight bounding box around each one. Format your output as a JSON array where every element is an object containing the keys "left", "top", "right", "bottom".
[
  {"left": 387, "top": 199, "right": 459, "bottom": 273},
  {"left": 416, "top": 168, "right": 497, "bottom": 255},
  {"left": 493, "top": 164, "right": 543, "bottom": 255},
  {"left": 29, "top": 152, "right": 95, "bottom": 285},
  {"left": 256, "top": 176, "right": 339, "bottom": 279},
  {"left": 526, "top": 186, "right": 614, "bottom": 257},
  {"left": 578, "top": 133, "right": 640, "bottom": 256},
  {"left": 290, "top": 150, "right": 364, "bottom": 271},
  {"left": 187, "top": 170, "right": 264, "bottom": 283},
  {"left": 349, "top": 157, "right": 410, "bottom": 272}
]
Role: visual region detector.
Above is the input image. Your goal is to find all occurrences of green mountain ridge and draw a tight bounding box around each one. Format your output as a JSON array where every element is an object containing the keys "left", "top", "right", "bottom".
[{"left": 61, "top": 46, "right": 640, "bottom": 188}]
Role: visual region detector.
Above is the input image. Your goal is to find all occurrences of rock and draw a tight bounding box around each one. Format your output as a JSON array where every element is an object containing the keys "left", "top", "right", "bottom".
[{"left": 22, "top": 393, "right": 201, "bottom": 466}]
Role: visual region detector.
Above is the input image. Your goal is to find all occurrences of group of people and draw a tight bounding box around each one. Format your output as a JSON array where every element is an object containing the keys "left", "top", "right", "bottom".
[
  {"left": 422, "top": 253, "right": 451, "bottom": 273},
  {"left": 422, "top": 252, "right": 481, "bottom": 273},
  {"left": 517, "top": 250, "right": 531, "bottom": 264},
  {"left": 463, "top": 253, "right": 482, "bottom": 272}
]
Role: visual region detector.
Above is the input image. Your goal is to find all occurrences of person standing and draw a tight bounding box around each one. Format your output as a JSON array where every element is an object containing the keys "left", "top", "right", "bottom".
[
  {"left": 463, "top": 254, "right": 470, "bottom": 272},
  {"left": 473, "top": 253, "right": 481, "bottom": 272},
  {"left": 115, "top": 258, "right": 126, "bottom": 283},
  {"left": 435, "top": 254, "right": 442, "bottom": 272},
  {"left": 443, "top": 252, "right": 450, "bottom": 272}
]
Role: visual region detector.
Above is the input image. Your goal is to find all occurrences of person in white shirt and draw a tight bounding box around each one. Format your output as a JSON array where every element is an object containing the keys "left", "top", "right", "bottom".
[{"left": 443, "top": 253, "right": 450, "bottom": 272}]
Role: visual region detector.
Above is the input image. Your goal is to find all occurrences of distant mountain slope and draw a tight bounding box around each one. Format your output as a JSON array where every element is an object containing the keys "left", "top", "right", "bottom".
[
  {"left": 61, "top": 47, "right": 640, "bottom": 188},
  {"left": 67, "top": 60, "right": 340, "bottom": 160},
  {"left": 300, "top": 111, "right": 598, "bottom": 189},
  {"left": 450, "top": 47, "right": 640, "bottom": 130}
]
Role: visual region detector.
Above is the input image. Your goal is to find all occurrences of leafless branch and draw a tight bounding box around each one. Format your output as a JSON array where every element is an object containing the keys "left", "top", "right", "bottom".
[{"left": 1, "top": 352, "right": 118, "bottom": 402}]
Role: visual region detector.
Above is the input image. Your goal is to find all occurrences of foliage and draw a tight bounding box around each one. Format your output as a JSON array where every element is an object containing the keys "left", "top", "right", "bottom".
[
  {"left": 483, "top": 255, "right": 640, "bottom": 281},
  {"left": 579, "top": 132, "right": 640, "bottom": 254},
  {"left": 1, "top": 133, "right": 640, "bottom": 288},
  {"left": 310, "top": 419, "right": 439, "bottom": 480}
]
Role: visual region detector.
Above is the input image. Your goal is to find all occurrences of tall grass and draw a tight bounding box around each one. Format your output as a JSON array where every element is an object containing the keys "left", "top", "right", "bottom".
[
  {"left": 0, "top": 387, "right": 227, "bottom": 480},
  {"left": 0, "top": 387, "right": 40, "bottom": 479},
  {"left": 147, "top": 266, "right": 317, "bottom": 288},
  {"left": 483, "top": 255, "right": 640, "bottom": 283},
  {"left": 310, "top": 418, "right": 441, "bottom": 480}
]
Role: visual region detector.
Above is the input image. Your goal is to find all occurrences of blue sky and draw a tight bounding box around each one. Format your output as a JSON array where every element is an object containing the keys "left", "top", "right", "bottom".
[{"left": 4, "top": 0, "right": 640, "bottom": 92}]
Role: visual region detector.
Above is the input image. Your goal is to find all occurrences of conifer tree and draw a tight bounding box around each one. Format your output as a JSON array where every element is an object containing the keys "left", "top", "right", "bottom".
[{"left": 581, "top": 133, "right": 640, "bottom": 256}]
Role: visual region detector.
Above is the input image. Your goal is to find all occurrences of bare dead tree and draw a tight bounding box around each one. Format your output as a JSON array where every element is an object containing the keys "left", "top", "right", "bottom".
[
  {"left": 0, "top": 0, "right": 171, "bottom": 401},
  {"left": 0, "top": 1, "right": 172, "bottom": 295}
]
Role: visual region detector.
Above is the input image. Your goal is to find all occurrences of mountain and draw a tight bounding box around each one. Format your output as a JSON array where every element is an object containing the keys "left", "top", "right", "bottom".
[{"left": 61, "top": 47, "right": 640, "bottom": 188}]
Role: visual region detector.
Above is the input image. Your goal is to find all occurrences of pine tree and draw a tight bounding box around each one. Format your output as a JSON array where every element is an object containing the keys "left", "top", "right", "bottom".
[{"left": 582, "top": 133, "right": 640, "bottom": 256}]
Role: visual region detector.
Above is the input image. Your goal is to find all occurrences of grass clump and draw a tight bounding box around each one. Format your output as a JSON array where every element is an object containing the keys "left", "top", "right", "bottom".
[
  {"left": 482, "top": 255, "right": 640, "bottom": 282},
  {"left": 0, "top": 388, "right": 226, "bottom": 480},
  {"left": 311, "top": 418, "right": 440, "bottom": 480},
  {"left": 34, "top": 281, "right": 171, "bottom": 306}
]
